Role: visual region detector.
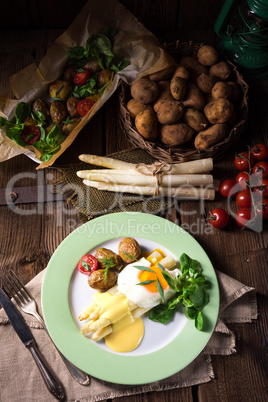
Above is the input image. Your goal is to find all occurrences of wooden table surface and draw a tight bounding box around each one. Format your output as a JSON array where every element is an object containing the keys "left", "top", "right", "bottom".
[{"left": 0, "top": 1, "right": 267, "bottom": 401}]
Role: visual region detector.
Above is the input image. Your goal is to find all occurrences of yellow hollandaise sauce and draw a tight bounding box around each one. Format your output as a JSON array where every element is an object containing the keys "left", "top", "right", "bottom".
[{"left": 93, "top": 292, "right": 144, "bottom": 352}]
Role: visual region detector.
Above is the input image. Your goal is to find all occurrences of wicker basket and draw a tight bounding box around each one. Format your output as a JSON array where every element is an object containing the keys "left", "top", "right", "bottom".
[{"left": 119, "top": 41, "right": 249, "bottom": 163}]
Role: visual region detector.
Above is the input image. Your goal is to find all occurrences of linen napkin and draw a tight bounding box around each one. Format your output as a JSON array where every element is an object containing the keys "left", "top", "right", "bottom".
[{"left": 0, "top": 269, "right": 257, "bottom": 402}]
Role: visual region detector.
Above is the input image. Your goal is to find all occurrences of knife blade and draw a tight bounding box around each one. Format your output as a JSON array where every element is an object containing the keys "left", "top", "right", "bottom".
[{"left": 0, "top": 288, "right": 65, "bottom": 400}]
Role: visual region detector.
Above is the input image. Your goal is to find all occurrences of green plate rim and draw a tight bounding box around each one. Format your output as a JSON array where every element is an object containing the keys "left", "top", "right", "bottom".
[{"left": 41, "top": 212, "right": 219, "bottom": 385}]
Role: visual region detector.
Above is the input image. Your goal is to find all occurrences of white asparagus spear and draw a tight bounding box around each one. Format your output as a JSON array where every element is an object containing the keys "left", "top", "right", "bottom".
[
  {"left": 79, "top": 154, "right": 213, "bottom": 174},
  {"left": 83, "top": 180, "right": 215, "bottom": 200},
  {"left": 77, "top": 171, "right": 213, "bottom": 187}
]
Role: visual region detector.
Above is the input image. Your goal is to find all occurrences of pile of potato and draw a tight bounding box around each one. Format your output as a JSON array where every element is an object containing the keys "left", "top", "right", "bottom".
[{"left": 126, "top": 45, "right": 242, "bottom": 150}]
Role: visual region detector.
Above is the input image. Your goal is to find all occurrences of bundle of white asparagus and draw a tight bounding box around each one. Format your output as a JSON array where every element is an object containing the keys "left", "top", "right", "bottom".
[
  {"left": 78, "top": 253, "right": 176, "bottom": 341},
  {"left": 77, "top": 154, "right": 217, "bottom": 200}
]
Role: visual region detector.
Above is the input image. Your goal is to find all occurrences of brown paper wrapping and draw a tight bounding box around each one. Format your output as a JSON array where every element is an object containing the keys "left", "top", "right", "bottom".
[{"left": 0, "top": 0, "right": 175, "bottom": 169}]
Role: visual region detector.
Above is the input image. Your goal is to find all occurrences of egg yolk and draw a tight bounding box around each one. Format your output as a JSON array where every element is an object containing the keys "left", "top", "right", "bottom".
[{"left": 138, "top": 264, "right": 169, "bottom": 293}]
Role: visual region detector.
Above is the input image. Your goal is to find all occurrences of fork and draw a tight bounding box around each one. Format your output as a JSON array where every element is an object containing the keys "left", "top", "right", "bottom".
[{"left": 3, "top": 270, "right": 90, "bottom": 386}]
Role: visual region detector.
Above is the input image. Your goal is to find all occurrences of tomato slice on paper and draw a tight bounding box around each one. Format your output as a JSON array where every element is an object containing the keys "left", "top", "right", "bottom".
[
  {"left": 21, "top": 125, "right": 41, "bottom": 145},
  {"left": 77, "top": 99, "right": 95, "bottom": 116}
]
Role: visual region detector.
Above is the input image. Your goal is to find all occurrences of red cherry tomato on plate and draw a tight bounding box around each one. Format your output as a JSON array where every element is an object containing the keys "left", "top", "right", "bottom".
[
  {"left": 236, "top": 189, "right": 252, "bottom": 208},
  {"left": 219, "top": 179, "right": 236, "bottom": 198},
  {"left": 256, "top": 198, "right": 268, "bottom": 219},
  {"left": 250, "top": 143, "right": 268, "bottom": 162},
  {"left": 77, "top": 254, "right": 98, "bottom": 275},
  {"left": 73, "top": 68, "right": 90, "bottom": 85},
  {"left": 252, "top": 161, "right": 268, "bottom": 179},
  {"left": 234, "top": 152, "right": 254, "bottom": 171},
  {"left": 208, "top": 208, "right": 229, "bottom": 229},
  {"left": 21, "top": 125, "right": 41, "bottom": 145},
  {"left": 253, "top": 178, "right": 268, "bottom": 198},
  {"left": 236, "top": 207, "right": 254, "bottom": 228},
  {"left": 235, "top": 171, "right": 250, "bottom": 189},
  {"left": 77, "top": 98, "right": 95, "bottom": 116}
]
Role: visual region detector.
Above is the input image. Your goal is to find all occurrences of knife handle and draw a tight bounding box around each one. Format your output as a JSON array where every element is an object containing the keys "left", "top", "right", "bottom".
[{"left": 26, "top": 340, "right": 65, "bottom": 400}]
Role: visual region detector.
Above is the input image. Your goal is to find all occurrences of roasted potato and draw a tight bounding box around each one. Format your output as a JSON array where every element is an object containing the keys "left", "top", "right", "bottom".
[
  {"left": 83, "top": 58, "right": 101, "bottom": 74},
  {"left": 66, "top": 97, "right": 79, "bottom": 118},
  {"left": 118, "top": 237, "right": 141, "bottom": 263},
  {"left": 50, "top": 101, "right": 68, "bottom": 125},
  {"left": 184, "top": 108, "right": 209, "bottom": 132},
  {"left": 194, "top": 123, "right": 229, "bottom": 149},
  {"left": 49, "top": 80, "right": 72, "bottom": 101},
  {"left": 131, "top": 78, "right": 159, "bottom": 104},
  {"left": 204, "top": 98, "right": 234, "bottom": 124},
  {"left": 211, "top": 81, "right": 232, "bottom": 100},
  {"left": 196, "top": 73, "right": 217, "bottom": 94},
  {"left": 209, "top": 61, "right": 231, "bottom": 80},
  {"left": 127, "top": 99, "right": 153, "bottom": 118},
  {"left": 63, "top": 65, "right": 77, "bottom": 82},
  {"left": 32, "top": 99, "right": 50, "bottom": 118},
  {"left": 197, "top": 45, "right": 219, "bottom": 66},
  {"left": 135, "top": 109, "right": 158, "bottom": 140},
  {"left": 160, "top": 123, "right": 194, "bottom": 146},
  {"left": 87, "top": 269, "right": 117, "bottom": 290},
  {"left": 182, "top": 82, "right": 205, "bottom": 111},
  {"left": 95, "top": 247, "right": 124, "bottom": 271},
  {"left": 156, "top": 100, "right": 184, "bottom": 125},
  {"left": 97, "top": 69, "right": 113, "bottom": 89},
  {"left": 62, "top": 118, "right": 80, "bottom": 136}
]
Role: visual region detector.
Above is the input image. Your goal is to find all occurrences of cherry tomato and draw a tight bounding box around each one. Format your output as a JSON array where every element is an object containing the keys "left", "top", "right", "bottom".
[
  {"left": 250, "top": 143, "right": 268, "bottom": 162},
  {"left": 256, "top": 198, "right": 268, "bottom": 219},
  {"left": 77, "top": 98, "right": 95, "bottom": 116},
  {"left": 21, "top": 125, "right": 41, "bottom": 145},
  {"left": 235, "top": 171, "right": 250, "bottom": 189},
  {"left": 234, "top": 152, "right": 254, "bottom": 171},
  {"left": 236, "top": 207, "right": 254, "bottom": 228},
  {"left": 252, "top": 161, "right": 268, "bottom": 179},
  {"left": 219, "top": 179, "right": 236, "bottom": 198},
  {"left": 236, "top": 189, "right": 252, "bottom": 208},
  {"left": 73, "top": 68, "right": 90, "bottom": 85},
  {"left": 254, "top": 178, "right": 268, "bottom": 198},
  {"left": 77, "top": 254, "right": 98, "bottom": 275},
  {"left": 208, "top": 208, "right": 229, "bottom": 229}
]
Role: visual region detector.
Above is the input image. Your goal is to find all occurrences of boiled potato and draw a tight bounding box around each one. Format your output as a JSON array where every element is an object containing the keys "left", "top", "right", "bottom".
[
  {"left": 184, "top": 108, "right": 209, "bottom": 132},
  {"left": 211, "top": 81, "right": 232, "bottom": 100},
  {"left": 182, "top": 82, "right": 205, "bottom": 111},
  {"left": 170, "top": 76, "right": 187, "bottom": 100},
  {"left": 118, "top": 237, "right": 141, "bottom": 263},
  {"left": 196, "top": 73, "right": 217, "bottom": 94},
  {"left": 50, "top": 101, "right": 68, "bottom": 125},
  {"left": 156, "top": 100, "right": 184, "bottom": 124},
  {"left": 135, "top": 109, "right": 158, "bottom": 140},
  {"left": 88, "top": 269, "right": 117, "bottom": 290},
  {"left": 194, "top": 123, "right": 229, "bottom": 149},
  {"left": 127, "top": 99, "right": 153, "bottom": 118},
  {"left": 131, "top": 78, "right": 159, "bottom": 105},
  {"left": 209, "top": 61, "right": 231, "bottom": 80},
  {"left": 160, "top": 123, "right": 194, "bottom": 146},
  {"left": 95, "top": 248, "right": 124, "bottom": 271},
  {"left": 149, "top": 65, "right": 175, "bottom": 81},
  {"left": 66, "top": 97, "right": 79, "bottom": 118},
  {"left": 153, "top": 81, "right": 173, "bottom": 112},
  {"left": 180, "top": 56, "right": 208, "bottom": 80},
  {"left": 172, "top": 65, "right": 190, "bottom": 80},
  {"left": 204, "top": 98, "right": 234, "bottom": 124},
  {"left": 197, "top": 45, "right": 219, "bottom": 66}
]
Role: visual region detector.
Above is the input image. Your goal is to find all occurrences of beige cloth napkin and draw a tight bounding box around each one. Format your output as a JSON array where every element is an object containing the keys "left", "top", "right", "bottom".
[{"left": 0, "top": 269, "right": 257, "bottom": 402}]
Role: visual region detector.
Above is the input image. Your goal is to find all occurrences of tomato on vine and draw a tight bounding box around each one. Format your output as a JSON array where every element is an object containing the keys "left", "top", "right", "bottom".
[
  {"left": 254, "top": 179, "right": 268, "bottom": 198},
  {"left": 250, "top": 144, "right": 268, "bottom": 162},
  {"left": 235, "top": 171, "right": 250, "bottom": 189},
  {"left": 234, "top": 152, "right": 254, "bottom": 171},
  {"left": 236, "top": 189, "right": 252, "bottom": 208},
  {"left": 252, "top": 161, "right": 268, "bottom": 179},
  {"left": 208, "top": 208, "right": 229, "bottom": 229},
  {"left": 236, "top": 207, "right": 253, "bottom": 228},
  {"left": 219, "top": 179, "right": 236, "bottom": 198},
  {"left": 256, "top": 198, "right": 268, "bottom": 220}
]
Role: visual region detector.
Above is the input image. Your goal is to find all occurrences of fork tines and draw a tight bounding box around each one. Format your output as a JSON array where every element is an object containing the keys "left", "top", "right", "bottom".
[{"left": 2, "top": 270, "right": 31, "bottom": 305}]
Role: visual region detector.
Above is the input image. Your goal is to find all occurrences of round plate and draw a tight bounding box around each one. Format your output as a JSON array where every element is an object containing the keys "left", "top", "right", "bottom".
[{"left": 42, "top": 212, "right": 219, "bottom": 385}]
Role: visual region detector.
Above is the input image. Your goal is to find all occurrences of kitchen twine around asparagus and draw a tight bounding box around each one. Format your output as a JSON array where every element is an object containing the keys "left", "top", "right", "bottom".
[{"left": 135, "top": 162, "right": 172, "bottom": 196}]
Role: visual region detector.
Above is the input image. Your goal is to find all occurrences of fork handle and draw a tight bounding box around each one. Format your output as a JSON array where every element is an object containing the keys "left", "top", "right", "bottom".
[
  {"left": 33, "top": 312, "right": 90, "bottom": 385},
  {"left": 26, "top": 340, "right": 65, "bottom": 400}
]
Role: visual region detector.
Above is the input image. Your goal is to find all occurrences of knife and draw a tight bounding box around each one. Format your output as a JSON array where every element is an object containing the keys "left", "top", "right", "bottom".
[{"left": 0, "top": 288, "right": 65, "bottom": 400}]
